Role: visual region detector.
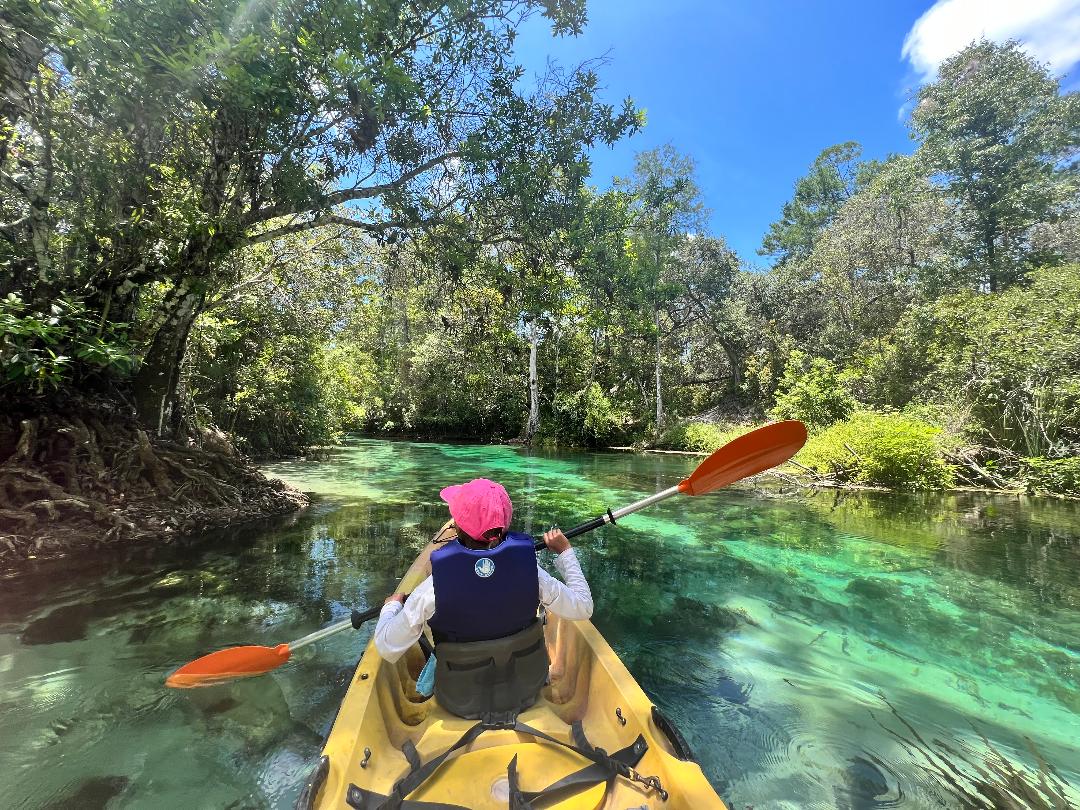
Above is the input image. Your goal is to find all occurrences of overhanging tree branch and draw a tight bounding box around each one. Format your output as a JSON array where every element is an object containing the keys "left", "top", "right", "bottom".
[{"left": 243, "top": 151, "right": 464, "bottom": 227}]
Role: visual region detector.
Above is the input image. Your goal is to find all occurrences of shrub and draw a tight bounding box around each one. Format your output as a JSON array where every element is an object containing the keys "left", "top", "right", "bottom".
[
  {"left": 770, "top": 350, "right": 855, "bottom": 430},
  {"left": 1023, "top": 457, "right": 1080, "bottom": 496},
  {"left": 800, "top": 410, "right": 955, "bottom": 489},
  {"left": 0, "top": 293, "right": 135, "bottom": 393},
  {"left": 552, "top": 383, "right": 629, "bottom": 447},
  {"left": 656, "top": 421, "right": 741, "bottom": 453}
]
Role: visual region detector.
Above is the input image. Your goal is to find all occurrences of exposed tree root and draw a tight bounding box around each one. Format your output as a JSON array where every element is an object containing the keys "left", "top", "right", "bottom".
[{"left": 0, "top": 398, "right": 307, "bottom": 566}]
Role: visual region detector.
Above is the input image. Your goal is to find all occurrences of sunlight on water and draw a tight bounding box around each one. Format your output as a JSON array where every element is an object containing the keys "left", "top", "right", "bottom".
[{"left": 1, "top": 439, "right": 1078, "bottom": 808}]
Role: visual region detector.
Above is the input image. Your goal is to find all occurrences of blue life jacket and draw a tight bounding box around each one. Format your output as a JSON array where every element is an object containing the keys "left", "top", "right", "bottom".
[{"left": 428, "top": 532, "right": 539, "bottom": 643}]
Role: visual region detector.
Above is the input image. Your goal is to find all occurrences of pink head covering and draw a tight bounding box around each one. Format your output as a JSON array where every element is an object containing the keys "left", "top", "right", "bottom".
[{"left": 439, "top": 478, "right": 513, "bottom": 542}]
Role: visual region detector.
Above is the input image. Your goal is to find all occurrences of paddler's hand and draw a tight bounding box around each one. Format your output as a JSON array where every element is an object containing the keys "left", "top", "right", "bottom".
[
  {"left": 384, "top": 592, "right": 407, "bottom": 606},
  {"left": 542, "top": 528, "right": 570, "bottom": 555}
]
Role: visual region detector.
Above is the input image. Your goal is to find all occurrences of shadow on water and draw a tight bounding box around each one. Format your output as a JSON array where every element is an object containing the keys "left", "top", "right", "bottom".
[
  {"left": 1, "top": 439, "right": 1078, "bottom": 808},
  {"left": 40, "top": 776, "right": 130, "bottom": 810}
]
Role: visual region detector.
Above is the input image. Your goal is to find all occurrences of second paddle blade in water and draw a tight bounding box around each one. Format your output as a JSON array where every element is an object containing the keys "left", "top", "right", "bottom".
[{"left": 166, "top": 643, "right": 291, "bottom": 688}]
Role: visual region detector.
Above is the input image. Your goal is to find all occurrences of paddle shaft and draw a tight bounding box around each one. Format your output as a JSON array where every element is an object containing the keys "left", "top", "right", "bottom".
[
  {"left": 533, "top": 485, "right": 681, "bottom": 550},
  {"left": 289, "top": 605, "right": 382, "bottom": 652}
]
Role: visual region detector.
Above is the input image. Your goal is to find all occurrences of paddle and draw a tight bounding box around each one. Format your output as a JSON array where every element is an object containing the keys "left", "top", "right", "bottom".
[
  {"left": 165, "top": 420, "right": 806, "bottom": 688},
  {"left": 533, "top": 419, "right": 808, "bottom": 549},
  {"left": 165, "top": 605, "right": 382, "bottom": 688}
]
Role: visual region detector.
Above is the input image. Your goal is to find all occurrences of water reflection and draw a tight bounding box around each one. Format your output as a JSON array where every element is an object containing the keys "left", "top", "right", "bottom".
[{"left": 0, "top": 439, "right": 1077, "bottom": 808}]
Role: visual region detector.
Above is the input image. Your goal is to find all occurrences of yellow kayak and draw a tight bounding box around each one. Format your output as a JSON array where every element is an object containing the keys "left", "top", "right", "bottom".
[{"left": 297, "top": 522, "right": 727, "bottom": 810}]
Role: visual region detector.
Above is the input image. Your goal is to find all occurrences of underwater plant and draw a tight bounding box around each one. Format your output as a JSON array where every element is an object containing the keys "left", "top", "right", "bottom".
[{"left": 873, "top": 696, "right": 1077, "bottom": 809}]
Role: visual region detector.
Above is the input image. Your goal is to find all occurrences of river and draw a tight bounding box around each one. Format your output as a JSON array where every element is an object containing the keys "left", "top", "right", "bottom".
[{"left": 1, "top": 439, "right": 1078, "bottom": 808}]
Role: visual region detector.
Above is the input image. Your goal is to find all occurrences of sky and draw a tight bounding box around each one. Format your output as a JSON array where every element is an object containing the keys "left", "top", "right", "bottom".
[{"left": 511, "top": 0, "right": 1080, "bottom": 264}]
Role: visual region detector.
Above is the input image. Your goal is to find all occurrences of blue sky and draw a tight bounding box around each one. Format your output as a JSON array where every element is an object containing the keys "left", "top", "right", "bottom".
[{"left": 512, "top": 0, "right": 1080, "bottom": 263}]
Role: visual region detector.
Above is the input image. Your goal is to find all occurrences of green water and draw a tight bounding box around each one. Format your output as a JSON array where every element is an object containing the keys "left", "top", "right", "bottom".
[{"left": 2, "top": 439, "right": 1079, "bottom": 809}]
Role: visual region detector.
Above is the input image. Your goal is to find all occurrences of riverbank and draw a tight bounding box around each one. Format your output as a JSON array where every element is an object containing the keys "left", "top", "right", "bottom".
[
  {"left": 646, "top": 417, "right": 1080, "bottom": 498},
  {"left": 0, "top": 398, "right": 308, "bottom": 568},
  {"left": 350, "top": 427, "right": 1066, "bottom": 497}
]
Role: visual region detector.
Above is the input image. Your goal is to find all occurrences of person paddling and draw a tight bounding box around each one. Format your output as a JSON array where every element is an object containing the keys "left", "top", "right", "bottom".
[{"left": 373, "top": 478, "right": 593, "bottom": 718}]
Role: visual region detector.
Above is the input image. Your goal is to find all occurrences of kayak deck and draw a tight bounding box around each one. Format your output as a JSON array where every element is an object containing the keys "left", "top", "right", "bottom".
[{"left": 308, "top": 528, "right": 726, "bottom": 809}]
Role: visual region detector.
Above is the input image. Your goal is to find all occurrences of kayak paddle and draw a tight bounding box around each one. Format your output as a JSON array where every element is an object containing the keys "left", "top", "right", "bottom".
[
  {"left": 165, "top": 605, "right": 381, "bottom": 688},
  {"left": 165, "top": 420, "right": 806, "bottom": 688},
  {"left": 532, "top": 418, "right": 808, "bottom": 548}
]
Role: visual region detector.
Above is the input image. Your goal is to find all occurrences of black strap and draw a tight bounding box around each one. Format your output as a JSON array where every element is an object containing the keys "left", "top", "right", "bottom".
[
  {"left": 391, "top": 722, "right": 488, "bottom": 805},
  {"left": 345, "top": 785, "right": 470, "bottom": 810},
  {"left": 507, "top": 754, "right": 533, "bottom": 810},
  {"left": 401, "top": 739, "right": 422, "bottom": 772},
  {"left": 345, "top": 723, "right": 484, "bottom": 809},
  {"left": 516, "top": 733, "right": 648, "bottom": 807},
  {"left": 513, "top": 720, "right": 634, "bottom": 774},
  {"left": 350, "top": 715, "right": 650, "bottom": 810}
]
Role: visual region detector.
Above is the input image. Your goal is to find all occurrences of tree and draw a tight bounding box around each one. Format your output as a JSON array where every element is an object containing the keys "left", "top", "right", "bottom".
[
  {"left": 619, "top": 145, "right": 707, "bottom": 432},
  {"left": 667, "top": 235, "right": 747, "bottom": 389},
  {"left": 760, "top": 142, "right": 880, "bottom": 266},
  {"left": 805, "top": 155, "right": 952, "bottom": 357},
  {"left": 187, "top": 228, "right": 370, "bottom": 454},
  {"left": 911, "top": 39, "right": 1080, "bottom": 291},
  {"left": 1, "top": 0, "right": 639, "bottom": 438}
]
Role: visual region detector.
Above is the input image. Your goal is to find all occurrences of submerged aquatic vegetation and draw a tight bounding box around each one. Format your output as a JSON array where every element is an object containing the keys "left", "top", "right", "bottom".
[{"left": 874, "top": 696, "right": 1078, "bottom": 809}]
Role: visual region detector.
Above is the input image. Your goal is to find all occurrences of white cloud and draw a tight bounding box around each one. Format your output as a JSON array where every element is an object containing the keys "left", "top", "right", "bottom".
[{"left": 902, "top": 0, "right": 1080, "bottom": 81}]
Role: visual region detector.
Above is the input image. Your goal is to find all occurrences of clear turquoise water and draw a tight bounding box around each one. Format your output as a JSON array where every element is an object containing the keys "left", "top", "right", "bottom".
[{"left": 1, "top": 439, "right": 1079, "bottom": 808}]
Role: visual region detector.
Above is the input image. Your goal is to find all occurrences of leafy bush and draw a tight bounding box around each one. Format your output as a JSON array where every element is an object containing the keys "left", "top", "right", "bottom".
[
  {"left": 770, "top": 350, "right": 855, "bottom": 430},
  {"left": 800, "top": 410, "right": 955, "bottom": 489},
  {"left": 552, "top": 383, "right": 629, "bottom": 447},
  {"left": 0, "top": 293, "right": 135, "bottom": 393},
  {"left": 852, "top": 266, "right": 1080, "bottom": 458},
  {"left": 656, "top": 421, "right": 740, "bottom": 453},
  {"left": 947, "top": 267, "right": 1080, "bottom": 457},
  {"left": 1023, "top": 457, "right": 1080, "bottom": 496}
]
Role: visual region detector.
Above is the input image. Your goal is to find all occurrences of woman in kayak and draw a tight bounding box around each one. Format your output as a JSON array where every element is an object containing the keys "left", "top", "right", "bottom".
[{"left": 373, "top": 477, "right": 593, "bottom": 717}]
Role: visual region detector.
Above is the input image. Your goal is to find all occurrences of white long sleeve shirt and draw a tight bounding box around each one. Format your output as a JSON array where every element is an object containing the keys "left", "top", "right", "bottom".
[{"left": 374, "top": 547, "right": 593, "bottom": 663}]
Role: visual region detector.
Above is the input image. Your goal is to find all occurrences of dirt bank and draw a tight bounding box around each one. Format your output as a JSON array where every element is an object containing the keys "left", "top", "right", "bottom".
[{"left": 0, "top": 397, "right": 307, "bottom": 568}]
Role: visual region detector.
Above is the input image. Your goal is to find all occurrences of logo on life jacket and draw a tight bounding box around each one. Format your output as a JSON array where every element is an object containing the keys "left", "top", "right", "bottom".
[{"left": 474, "top": 557, "right": 495, "bottom": 578}]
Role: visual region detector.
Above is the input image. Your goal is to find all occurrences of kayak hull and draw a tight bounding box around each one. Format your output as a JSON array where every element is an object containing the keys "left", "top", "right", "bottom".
[{"left": 307, "top": 524, "right": 726, "bottom": 809}]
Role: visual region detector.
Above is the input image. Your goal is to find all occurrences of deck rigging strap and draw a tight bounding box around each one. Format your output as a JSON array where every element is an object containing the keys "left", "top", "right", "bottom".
[{"left": 345, "top": 715, "right": 653, "bottom": 810}]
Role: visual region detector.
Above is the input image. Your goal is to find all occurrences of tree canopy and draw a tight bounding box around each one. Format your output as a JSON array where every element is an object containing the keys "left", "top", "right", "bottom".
[{"left": 3, "top": 30, "right": 1078, "bottom": 493}]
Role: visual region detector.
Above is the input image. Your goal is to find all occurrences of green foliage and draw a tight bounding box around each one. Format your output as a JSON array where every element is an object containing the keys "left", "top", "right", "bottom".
[
  {"left": 406, "top": 306, "right": 526, "bottom": 439},
  {"left": 0, "top": 293, "right": 134, "bottom": 393},
  {"left": 911, "top": 40, "right": 1080, "bottom": 289},
  {"left": 656, "top": 421, "right": 740, "bottom": 453},
  {"left": 229, "top": 335, "right": 349, "bottom": 454},
  {"left": 760, "top": 141, "right": 879, "bottom": 265},
  {"left": 953, "top": 265, "right": 1080, "bottom": 456},
  {"left": 3, "top": 0, "right": 638, "bottom": 435},
  {"left": 800, "top": 410, "right": 956, "bottom": 489},
  {"left": 550, "top": 383, "right": 629, "bottom": 447},
  {"left": 770, "top": 351, "right": 855, "bottom": 429},
  {"left": 858, "top": 265, "right": 1080, "bottom": 457},
  {"left": 1023, "top": 457, "right": 1080, "bottom": 497}
]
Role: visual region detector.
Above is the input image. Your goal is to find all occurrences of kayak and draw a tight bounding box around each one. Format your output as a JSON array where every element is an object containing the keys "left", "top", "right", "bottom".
[{"left": 297, "top": 521, "right": 727, "bottom": 809}]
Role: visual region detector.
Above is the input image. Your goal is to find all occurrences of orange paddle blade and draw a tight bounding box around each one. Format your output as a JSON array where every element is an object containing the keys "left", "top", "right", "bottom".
[
  {"left": 165, "top": 643, "right": 291, "bottom": 688},
  {"left": 678, "top": 420, "right": 807, "bottom": 496}
]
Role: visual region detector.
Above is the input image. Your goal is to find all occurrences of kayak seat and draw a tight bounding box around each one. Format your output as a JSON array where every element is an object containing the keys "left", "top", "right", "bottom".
[{"left": 433, "top": 620, "right": 549, "bottom": 720}]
